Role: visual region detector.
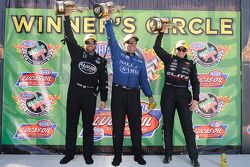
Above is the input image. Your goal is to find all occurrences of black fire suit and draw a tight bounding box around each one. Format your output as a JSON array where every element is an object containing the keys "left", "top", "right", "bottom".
[
  {"left": 153, "top": 32, "right": 200, "bottom": 161},
  {"left": 63, "top": 16, "right": 108, "bottom": 157}
]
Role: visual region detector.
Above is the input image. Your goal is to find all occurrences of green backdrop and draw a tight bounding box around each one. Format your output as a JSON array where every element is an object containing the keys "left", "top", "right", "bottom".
[{"left": 2, "top": 9, "right": 241, "bottom": 146}]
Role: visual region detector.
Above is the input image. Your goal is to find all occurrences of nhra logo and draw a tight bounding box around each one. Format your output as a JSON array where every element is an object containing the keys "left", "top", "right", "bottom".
[
  {"left": 15, "top": 40, "right": 60, "bottom": 65},
  {"left": 14, "top": 120, "right": 57, "bottom": 140},
  {"left": 198, "top": 70, "right": 228, "bottom": 88},
  {"left": 16, "top": 68, "right": 58, "bottom": 88},
  {"left": 194, "top": 121, "right": 228, "bottom": 139},
  {"left": 195, "top": 92, "right": 230, "bottom": 118},
  {"left": 13, "top": 91, "right": 60, "bottom": 117},
  {"left": 96, "top": 41, "right": 111, "bottom": 59},
  {"left": 190, "top": 42, "right": 229, "bottom": 67},
  {"left": 79, "top": 101, "right": 162, "bottom": 141}
]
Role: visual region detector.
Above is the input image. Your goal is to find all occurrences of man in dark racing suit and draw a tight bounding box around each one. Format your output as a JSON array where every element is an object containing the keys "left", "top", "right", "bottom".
[
  {"left": 60, "top": 8, "right": 108, "bottom": 165},
  {"left": 153, "top": 24, "right": 200, "bottom": 167}
]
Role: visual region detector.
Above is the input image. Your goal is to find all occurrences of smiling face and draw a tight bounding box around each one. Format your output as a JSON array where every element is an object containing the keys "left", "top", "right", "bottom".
[
  {"left": 84, "top": 39, "right": 97, "bottom": 53},
  {"left": 176, "top": 46, "right": 187, "bottom": 58},
  {"left": 123, "top": 37, "right": 138, "bottom": 54}
]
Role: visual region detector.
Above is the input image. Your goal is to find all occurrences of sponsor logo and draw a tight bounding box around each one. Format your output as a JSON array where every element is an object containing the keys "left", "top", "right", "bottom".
[
  {"left": 96, "top": 41, "right": 111, "bottom": 59},
  {"left": 194, "top": 121, "right": 228, "bottom": 139},
  {"left": 78, "top": 61, "right": 97, "bottom": 74},
  {"left": 198, "top": 70, "right": 228, "bottom": 88},
  {"left": 119, "top": 59, "right": 139, "bottom": 75},
  {"left": 79, "top": 101, "right": 162, "bottom": 141},
  {"left": 16, "top": 68, "right": 58, "bottom": 88},
  {"left": 15, "top": 40, "right": 60, "bottom": 65},
  {"left": 167, "top": 71, "right": 189, "bottom": 81},
  {"left": 190, "top": 42, "right": 229, "bottom": 67},
  {"left": 14, "top": 120, "right": 57, "bottom": 140},
  {"left": 195, "top": 92, "right": 230, "bottom": 118},
  {"left": 13, "top": 91, "right": 60, "bottom": 117}
]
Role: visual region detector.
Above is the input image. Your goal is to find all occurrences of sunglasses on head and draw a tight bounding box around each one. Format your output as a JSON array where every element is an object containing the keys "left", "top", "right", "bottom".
[
  {"left": 177, "top": 47, "right": 187, "bottom": 52},
  {"left": 125, "top": 41, "right": 137, "bottom": 45},
  {"left": 85, "top": 41, "right": 96, "bottom": 45}
]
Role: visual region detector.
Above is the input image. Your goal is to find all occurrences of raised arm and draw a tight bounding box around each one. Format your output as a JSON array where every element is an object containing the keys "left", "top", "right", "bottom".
[
  {"left": 153, "top": 32, "right": 172, "bottom": 64},
  {"left": 63, "top": 9, "right": 80, "bottom": 59},
  {"left": 104, "top": 12, "right": 122, "bottom": 60}
]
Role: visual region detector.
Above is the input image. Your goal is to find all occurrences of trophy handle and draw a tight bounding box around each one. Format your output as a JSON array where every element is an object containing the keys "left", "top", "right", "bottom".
[
  {"left": 72, "top": 7, "right": 89, "bottom": 13},
  {"left": 111, "top": 5, "right": 125, "bottom": 13},
  {"left": 54, "top": 1, "right": 89, "bottom": 15},
  {"left": 165, "top": 22, "right": 183, "bottom": 28},
  {"left": 161, "top": 18, "right": 182, "bottom": 28}
]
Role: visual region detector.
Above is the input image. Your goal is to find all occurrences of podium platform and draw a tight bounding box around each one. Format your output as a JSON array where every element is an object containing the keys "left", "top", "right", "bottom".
[{"left": 0, "top": 154, "right": 250, "bottom": 167}]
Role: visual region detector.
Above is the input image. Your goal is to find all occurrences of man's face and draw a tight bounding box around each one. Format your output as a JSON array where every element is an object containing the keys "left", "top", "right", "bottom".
[
  {"left": 123, "top": 38, "right": 137, "bottom": 54},
  {"left": 84, "top": 39, "right": 97, "bottom": 53}
]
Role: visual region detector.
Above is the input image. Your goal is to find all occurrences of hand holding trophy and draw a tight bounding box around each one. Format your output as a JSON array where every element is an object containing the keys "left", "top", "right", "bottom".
[
  {"left": 93, "top": 1, "right": 125, "bottom": 19},
  {"left": 149, "top": 17, "right": 182, "bottom": 32},
  {"left": 54, "top": 1, "right": 89, "bottom": 15}
]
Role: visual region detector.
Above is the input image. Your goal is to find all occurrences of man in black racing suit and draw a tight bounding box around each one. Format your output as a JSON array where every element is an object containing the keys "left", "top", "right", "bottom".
[
  {"left": 60, "top": 8, "right": 108, "bottom": 165},
  {"left": 153, "top": 23, "right": 200, "bottom": 167}
]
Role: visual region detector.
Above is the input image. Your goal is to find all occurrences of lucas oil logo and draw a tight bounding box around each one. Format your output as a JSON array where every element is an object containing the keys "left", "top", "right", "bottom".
[
  {"left": 198, "top": 70, "right": 228, "bottom": 88},
  {"left": 195, "top": 92, "right": 230, "bottom": 118},
  {"left": 13, "top": 91, "right": 60, "bottom": 117},
  {"left": 194, "top": 121, "right": 228, "bottom": 140},
  {"left": 190, "top": 42, "right": 229, "bottom": 67},
  {"left": 16, "top": 68, "right": 58, "bottom": 88},
  {"left": 79, "top": 61, "right": 97, "bottom": 74},
  {"left": 15, "top": 40, "right": 60, "bottom": 65},
  {"left": 14, "top": 120, "right": 57, "bottom": 140},
  {"left": 79, "top": 101, "right": 162, "bottom": 141}
]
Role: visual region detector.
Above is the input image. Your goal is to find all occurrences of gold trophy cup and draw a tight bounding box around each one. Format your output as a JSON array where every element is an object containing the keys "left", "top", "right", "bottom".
[
  {"left": 54, "top": 1, "right": 89, "bottom": 15},
  {"left": 93, "top": 1, "right": 125, "bottom": 19},
  {"left": 149, "top": 17, "right": 182, "bottom": 32}
]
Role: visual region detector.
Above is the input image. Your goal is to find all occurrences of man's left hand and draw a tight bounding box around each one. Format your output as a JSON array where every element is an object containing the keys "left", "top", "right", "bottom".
[
  {"left": 189, "top": 99, "right": 198, "bottom": 111},
  {"left": 149, "top": 96, "right": 154, "bottom": 104},
  {"left": 99, "top": 101, "right": 106, "bottom": 110}
]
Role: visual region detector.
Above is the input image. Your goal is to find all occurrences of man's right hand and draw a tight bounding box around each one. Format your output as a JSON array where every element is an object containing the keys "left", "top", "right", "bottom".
[
  {"left": 160, "top": 23, "right": 168, "bottom": 33},
  {"left": 104, "top": 9, "right": 113, "bottom": 20},
  {"left": 64, "top": 7, "right": 72, "bottom": 16}
]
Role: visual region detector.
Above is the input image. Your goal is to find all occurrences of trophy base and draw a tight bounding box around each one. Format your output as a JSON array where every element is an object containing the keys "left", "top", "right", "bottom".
[
  {"left": 54, "top": 1, "right": 65, "bottom": 15},
  {"left": 93, "top": 3, "right": 109, "bottom": 19}
]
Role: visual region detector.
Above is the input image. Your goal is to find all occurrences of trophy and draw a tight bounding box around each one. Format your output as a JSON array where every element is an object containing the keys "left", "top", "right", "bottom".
[
  {"left": 93, "top": 1, "right": 125, "bottom": 19},
  {"left": 54, "top": 1, "right": 89, "bottom": 15},
  {"left": 148, "top": 101, "right": 156, "bottom": 110},
  {"left": 149, "top": 17, "right": 182, "bottom": 32}
]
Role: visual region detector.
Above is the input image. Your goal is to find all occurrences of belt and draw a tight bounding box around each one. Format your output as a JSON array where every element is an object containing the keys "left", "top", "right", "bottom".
[
  {"left": 76, "top": 83, "right": 95, "bottom": 89},
  {"left": 113, "top": 84, "right": 139, "bottom": 90},
  {"left": 165, "top": 82, "right": 186, "bottom": 88}
]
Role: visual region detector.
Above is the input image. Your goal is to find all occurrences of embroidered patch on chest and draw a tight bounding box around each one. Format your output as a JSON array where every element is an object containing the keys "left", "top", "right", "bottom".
[{"left": 78, "top": 61, "right": 97, "bottom": 74}]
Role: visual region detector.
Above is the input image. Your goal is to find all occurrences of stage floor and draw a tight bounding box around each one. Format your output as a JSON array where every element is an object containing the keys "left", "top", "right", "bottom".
[{"left": 0, "top": 154, "right": 249, "bottom": 167}]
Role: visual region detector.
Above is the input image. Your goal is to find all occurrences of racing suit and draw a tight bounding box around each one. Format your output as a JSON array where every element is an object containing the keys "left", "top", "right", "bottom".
[
  {"left": 153, "top": 32, "right": 200, "bottom": 161},
  {"left": 105, "top": 20, "right": 153, "bottom": 157},
  {"left": 64, "top": 16, "right": 108, "bottom": 157}
]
